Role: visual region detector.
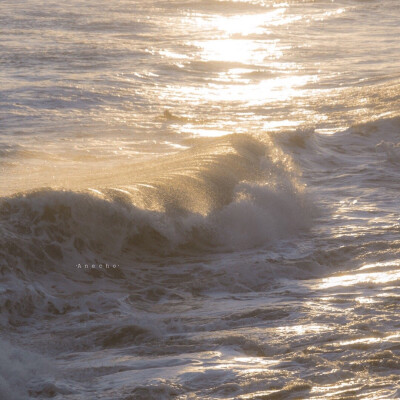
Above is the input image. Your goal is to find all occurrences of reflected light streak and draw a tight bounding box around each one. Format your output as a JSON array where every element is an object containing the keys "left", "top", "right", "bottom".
[
  {"left": 167, "top": 75, "right": 314, "bottom": 106},
  {"left": 339, "top": 333, "right": 400, "bottom": 346},
  {"left": 359, "top": 260, "right": 400, "bottom": 271},
  {"left": 179, "top": 127, "right": 231, "bottom": 137},
  {"left": 216, "top": 356, "right": 279, "bottom": 374},
  {"left": 194, "top": 39, "right": 282, "bottom": 64},
  {"left": 263, "top": 120, "right": 302, "bottom": 130},
  {"left": 319, "top": 261, "right": 400, "bottom": 289},
  {"left": 189, "top": 9, "right": 287, "bottom": 36},
  {"left": 277, "top": 324, "right": 328, "bottom": 335},
  {"left": 355, "top": 296, "right": 376, "bottom": 304},
  {"left": 311, "top": 379, "right": 365, "bottom": 396}
]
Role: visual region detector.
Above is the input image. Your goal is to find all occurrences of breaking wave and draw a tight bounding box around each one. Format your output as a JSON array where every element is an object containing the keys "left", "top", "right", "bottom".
[{"left": 0, "top": 134, "right": 311, "bottom": 276}]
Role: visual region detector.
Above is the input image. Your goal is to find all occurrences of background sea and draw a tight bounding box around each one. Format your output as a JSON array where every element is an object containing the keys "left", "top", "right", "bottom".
[{"left": 1, "top": 0, "right": 400, "bottom": 398}]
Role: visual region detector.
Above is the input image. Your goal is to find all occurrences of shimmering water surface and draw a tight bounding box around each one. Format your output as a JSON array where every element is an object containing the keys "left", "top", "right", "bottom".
[{"left": 1, "top": 1, "right": 400, "bottom": 399}]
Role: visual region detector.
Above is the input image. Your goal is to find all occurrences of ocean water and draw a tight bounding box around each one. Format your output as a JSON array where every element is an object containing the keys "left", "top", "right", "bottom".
[{"left": 1, "top": 0, "right": 400, "bottom": 398}]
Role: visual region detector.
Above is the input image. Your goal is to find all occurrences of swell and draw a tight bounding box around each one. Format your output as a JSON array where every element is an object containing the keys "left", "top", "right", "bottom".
[{"left": 277, "top": 115, "right": 400, "bottom": 173}]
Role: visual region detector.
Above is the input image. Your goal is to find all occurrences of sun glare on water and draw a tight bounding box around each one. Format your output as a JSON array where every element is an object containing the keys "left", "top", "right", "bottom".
[{"left": 159, "top": 6, "right": 314, "bottom": 137}]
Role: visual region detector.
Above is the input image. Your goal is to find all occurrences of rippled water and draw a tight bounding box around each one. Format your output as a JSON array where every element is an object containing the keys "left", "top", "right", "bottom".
[{"left": 1, "top": 0, "right": 400, "bottom": 399}]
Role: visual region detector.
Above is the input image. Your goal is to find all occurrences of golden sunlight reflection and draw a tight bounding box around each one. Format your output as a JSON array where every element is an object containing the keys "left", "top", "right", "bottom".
[
  {"left": 263, "top": 120, "right": 302, "bottom": 130},
  {"left": 216, "top": 356, "right": 279, "bottom": 374},
  {"left": 358, "top": 260, "right": 400, "bottom": 271},
  {"left": 152, "top": 5, "right": 321, "bottom": 139},
  {"left": 355, "top": 296, "right": 376, "bottom": 304},
  {"left": 179, "top": 127, "right": 231, "bottom": 137},
  {"left": 167, "top": 75, "right": 314, "bottom": 106},
  {"left": 189, "top": 9, "right": 288, "bottom": 36},
  {"left": 277, "top": 324, "right": 328, "bottom": 335},
  {"left": 339, "top": 333, "right": 400, "bottom": 346},
  {"left": 194, "top": 39, "right": 283, "bottom": 64},
  {"left": 319, "top": 260, "right": 400, "bottom": 289},
  {"left": 240, "top": 391, "right": 282, "bottom": 400},
  {"left": 311, "top": 379, "right": 367, "bottom": 396}
]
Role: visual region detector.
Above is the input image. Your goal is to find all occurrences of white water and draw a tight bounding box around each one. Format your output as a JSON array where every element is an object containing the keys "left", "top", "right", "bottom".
[{"left": 1, "top": 1, "right": 400, "bottom": 399}]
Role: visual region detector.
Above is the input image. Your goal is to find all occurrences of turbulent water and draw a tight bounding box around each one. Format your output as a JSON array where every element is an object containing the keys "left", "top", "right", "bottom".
[{"left": 1, "top": 0, "right": 400, "bottom": 399}]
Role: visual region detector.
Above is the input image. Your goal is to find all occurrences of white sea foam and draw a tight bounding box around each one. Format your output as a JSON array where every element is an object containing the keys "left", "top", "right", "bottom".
[{"left": 0, "top": 339, "right": 53, "bottom": 400}]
